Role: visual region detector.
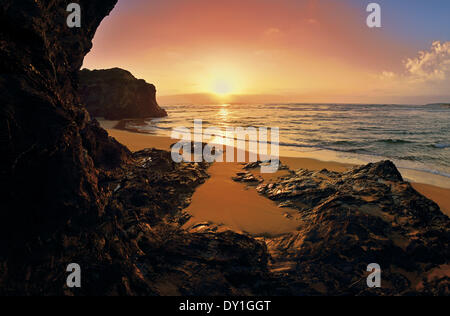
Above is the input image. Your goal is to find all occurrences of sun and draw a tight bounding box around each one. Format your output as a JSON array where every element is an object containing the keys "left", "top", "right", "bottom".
[
  {"left": 197, "top": 62, "right": 246, "bottom": 96},
  {"left": 212, "top": 78, "right": 233, "bottom": 95}
]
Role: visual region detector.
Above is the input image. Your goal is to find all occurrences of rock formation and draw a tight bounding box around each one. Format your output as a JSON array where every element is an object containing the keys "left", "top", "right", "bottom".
[
  {"left": 79, "top": 68, "right": 167, "bottom": 120},
  {"left": 0, "top": 0, "right": 121, "bottom": 240},
  {"left": 241, "top": 160, "right": 450, "bottom": 295}
]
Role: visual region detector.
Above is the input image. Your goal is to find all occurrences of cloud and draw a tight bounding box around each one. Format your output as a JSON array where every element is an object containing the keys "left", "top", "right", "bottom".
[
  {"left": 380, "top": 41, "right": 450, "bottom": 83},
  {"left": 370, "top": 42, "right": 450, "bottom": 102},
  {"left": 264, "top": 27, "right": 282, "bottom": 37},
  {"left": 379, "top": 71, "right": 396, "bottom": 80},
  {"left": 404, "top": 41, "right": 450, "bottom": 82}
]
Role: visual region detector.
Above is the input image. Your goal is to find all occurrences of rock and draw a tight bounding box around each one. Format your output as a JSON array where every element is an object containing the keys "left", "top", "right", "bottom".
[
  {"left": 81, "top": 119, "right": 131, "bottom": 170},
  {"left": 0, "top": 0, "right": 119, "bottom": 238},
  {"left": 243, "top": 160, "right": 289, "bottom": 171},
  {"left": 349, "top": 160, "right": 403, "bottom": 182},
  {"left": 259, "top": 161, "right": 450, "bottom": 295},
  {"left": 79, "top": 68, "right": 168, "bottom": 120},
  {"left": 232, "top": 172, "right": 263, "bottom": 183}
]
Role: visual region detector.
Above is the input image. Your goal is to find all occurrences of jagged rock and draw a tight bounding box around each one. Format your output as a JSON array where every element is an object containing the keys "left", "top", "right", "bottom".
[
  {"left": 79, "top": 68, "right": 167, "bottom": 120},
  {"left": 260, "top": 161, "right": 450, "bottom": 295},
  {"left": 81, "top": 119, "right": 131, "bottom": 170},
  {"left": 232, "top": 172, "right": 263, "bottom": 183},
  {"left": 243, "top": 160, "right": 289, "bottom": 171}
]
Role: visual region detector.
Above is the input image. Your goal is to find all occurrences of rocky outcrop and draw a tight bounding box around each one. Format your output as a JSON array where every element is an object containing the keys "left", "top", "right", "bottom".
[
  {"left": 79, "top": 68, "right": 167, "bottom": 120},
  {"left": 81, "top": 119, "right": 131, "bottom": 170},
  {"left": 241, "top": 160, "right": 450, "bottom": 295}
]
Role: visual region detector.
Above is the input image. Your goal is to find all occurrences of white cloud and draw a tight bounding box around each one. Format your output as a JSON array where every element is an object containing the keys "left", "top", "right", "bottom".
[
  {"left": 404, "top": 41, "right": 450, "bottom": 82},
  {"left": 374, "top": 41, "right": 450, "bottom": 100},
  {"left": 379, "top": 71, "right": 396, "bottom": 80}
]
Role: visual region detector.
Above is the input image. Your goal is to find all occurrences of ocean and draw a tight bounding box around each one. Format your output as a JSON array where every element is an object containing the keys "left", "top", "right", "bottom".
[{"left": 122, "top": 103, "right": 450, "bottom": 187}]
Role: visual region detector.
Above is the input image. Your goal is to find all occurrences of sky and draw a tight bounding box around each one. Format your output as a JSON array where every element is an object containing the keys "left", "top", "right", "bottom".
[{"left": 83, "top": 0, "right": 450, "bottom": 104}]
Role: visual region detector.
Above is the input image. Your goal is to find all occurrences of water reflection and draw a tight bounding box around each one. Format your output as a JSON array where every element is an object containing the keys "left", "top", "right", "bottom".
[{"left": 218, "top": 104, "right": 230, "bottom": 122}]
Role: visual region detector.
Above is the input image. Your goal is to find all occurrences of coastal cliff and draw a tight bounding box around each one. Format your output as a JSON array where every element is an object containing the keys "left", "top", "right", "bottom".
[{"left": 79, "top": 68, "right": 167, "bottom": 120}]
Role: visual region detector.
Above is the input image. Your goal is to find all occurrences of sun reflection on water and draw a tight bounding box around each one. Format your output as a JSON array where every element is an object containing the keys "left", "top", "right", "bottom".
[{"left": 218, "top": 104, "right": 230, "bottom": 122}]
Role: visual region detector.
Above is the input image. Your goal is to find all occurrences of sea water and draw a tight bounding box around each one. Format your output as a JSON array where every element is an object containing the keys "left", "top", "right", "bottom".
[{"left": 123, "top": 103, "right": 450, "bottom": 187}]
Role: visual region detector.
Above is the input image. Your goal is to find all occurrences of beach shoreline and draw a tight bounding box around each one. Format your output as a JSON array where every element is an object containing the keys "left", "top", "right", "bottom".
[{"left": 105, "top": 127, "right": 450, "bottom": 233}]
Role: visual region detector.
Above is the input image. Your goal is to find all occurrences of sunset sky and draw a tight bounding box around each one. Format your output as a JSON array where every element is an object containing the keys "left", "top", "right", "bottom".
[{"left": 83, "top": 0, "right": 450, "bottom": 104}]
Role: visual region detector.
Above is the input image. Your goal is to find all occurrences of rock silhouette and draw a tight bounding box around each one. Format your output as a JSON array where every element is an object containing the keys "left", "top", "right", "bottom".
[{"left": 79, "top": 68, "right": 167, "bottom": 120}]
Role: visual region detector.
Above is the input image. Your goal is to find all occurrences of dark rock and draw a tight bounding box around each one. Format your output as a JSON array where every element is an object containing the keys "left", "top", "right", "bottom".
[
  {"left": 232, "top": 172, "right": 263, "bottom": 183},
  {"left": 243, "top": 160, "right": 289, "bottom": 171},
  {"left": 79, "top": 68, "right": 167, "bottom": 120},
  {"left": 350, "top": 160, "right": 404, "bottom": 182},
  {"left": 258, "top": 161, "right": 450, "bottom": 295},
  {"left": 0, "top": 0, "right": 119, "bottom": 239},
  {"left": 81, "top": 119, "right": 131, "bottom": 170}
]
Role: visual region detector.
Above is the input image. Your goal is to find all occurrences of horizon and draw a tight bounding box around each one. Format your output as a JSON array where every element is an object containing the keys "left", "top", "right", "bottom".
[
  {"left": 79, "top": 68, "right": 450, "bottom": 106},
  {"left": 84, "top": 0, "right": 450, "bottom": 104},
  {"left": 154, "top": 92, "right": 450, "bottom": 106}
]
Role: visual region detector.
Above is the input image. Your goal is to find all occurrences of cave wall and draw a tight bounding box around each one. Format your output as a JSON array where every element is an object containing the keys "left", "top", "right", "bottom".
[{"left": 0, "top": 0, "right": 119, "bottom": 239}]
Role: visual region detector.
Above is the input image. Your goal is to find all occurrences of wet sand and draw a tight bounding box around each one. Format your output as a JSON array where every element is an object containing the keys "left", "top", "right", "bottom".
[
  {"left": 106, "top": 129, "right": 450, "bottom": 234},
  {"left": 183, "top": 161, "right": 303, "bottom": 236}
]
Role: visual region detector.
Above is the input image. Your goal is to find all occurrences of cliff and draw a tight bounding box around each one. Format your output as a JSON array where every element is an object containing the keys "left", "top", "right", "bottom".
[{"left": 79, "top": 68, "right": 167, "bottom": 120}]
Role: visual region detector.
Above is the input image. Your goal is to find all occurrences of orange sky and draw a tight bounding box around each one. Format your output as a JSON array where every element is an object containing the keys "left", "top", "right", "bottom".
[{"left": 84, "top": 0, "right": 450, "bottom": 104}]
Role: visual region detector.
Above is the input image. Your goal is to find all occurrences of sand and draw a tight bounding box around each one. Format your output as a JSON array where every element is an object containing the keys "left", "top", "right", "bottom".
[
  {"left": 183, "top": 161, "right": 303, "bottom": 236},
  {"left": 106, "top": 129, "right": 450, "bottom": 235},
  {"left": 411, "top": 183, "right": 450, "bottom": 217}
]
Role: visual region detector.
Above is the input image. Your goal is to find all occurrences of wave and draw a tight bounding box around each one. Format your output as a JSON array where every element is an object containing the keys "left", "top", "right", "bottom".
[
  {"left": 433, "top": 143, "right": 450, "bottom": 149},
  {"left": 398, "top": 166, "right": 450, "bottom": 179},
  {"left": 376, "top": 139, "right": 414, "bottom": 144}
]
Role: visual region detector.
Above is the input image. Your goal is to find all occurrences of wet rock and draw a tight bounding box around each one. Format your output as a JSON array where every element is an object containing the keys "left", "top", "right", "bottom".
[
  {"left": 232, "top": 172, "right": 263, "bottom": 183},
  {"left": 260, "top": 161, "right": 450, "bottom": 295},
  {"left": 243, "top": 160, "right": 289, "bottom": 171},
  {"left": 350, "top": 160, "right": 404, "bottom": 182}
]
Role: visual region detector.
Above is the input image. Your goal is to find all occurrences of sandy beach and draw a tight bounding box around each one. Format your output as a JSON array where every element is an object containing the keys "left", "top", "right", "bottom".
[{"left": 106, "top": 128, "right": 450, "bottom": 236}]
